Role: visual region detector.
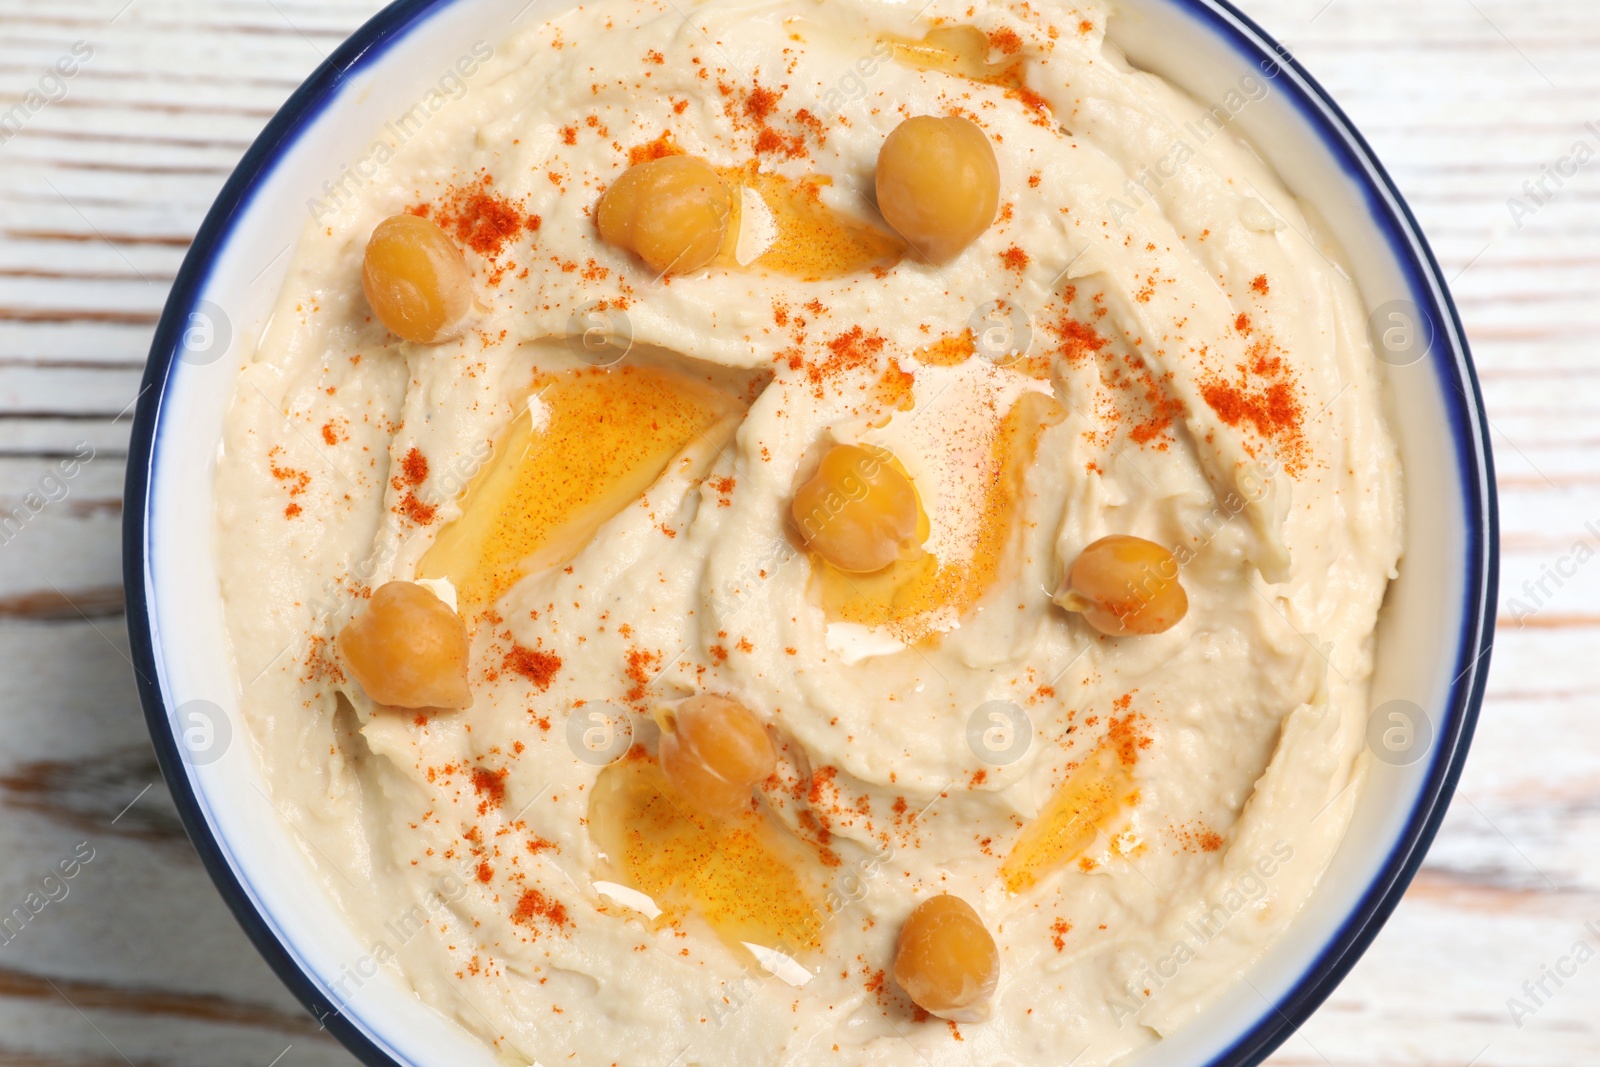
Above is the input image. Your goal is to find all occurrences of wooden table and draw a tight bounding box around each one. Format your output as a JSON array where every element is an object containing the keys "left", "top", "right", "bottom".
[{"left": 0, "top": 1, "right": 1592, "bottom": 1064}]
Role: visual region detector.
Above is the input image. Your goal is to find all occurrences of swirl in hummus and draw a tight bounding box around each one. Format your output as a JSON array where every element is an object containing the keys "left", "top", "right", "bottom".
[{"left": 215, "top": 0, "right": 1403, "bottom": 1063}]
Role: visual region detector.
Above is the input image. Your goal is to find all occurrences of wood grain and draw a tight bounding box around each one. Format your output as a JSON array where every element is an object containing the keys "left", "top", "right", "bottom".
[{"left": 1, "top": 1, "right": 1595, "bottom": 1065}]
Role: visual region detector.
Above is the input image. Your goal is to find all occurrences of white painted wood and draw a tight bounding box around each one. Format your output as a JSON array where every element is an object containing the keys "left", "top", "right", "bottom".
[{"left": 1, "top": 0, "right": 1595, "bottom": 1064}]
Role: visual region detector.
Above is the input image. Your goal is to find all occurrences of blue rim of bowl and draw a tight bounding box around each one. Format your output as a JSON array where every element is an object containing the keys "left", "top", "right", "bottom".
[{"left": 122, "top": 0, "right": 1497, "bottom": 1064}]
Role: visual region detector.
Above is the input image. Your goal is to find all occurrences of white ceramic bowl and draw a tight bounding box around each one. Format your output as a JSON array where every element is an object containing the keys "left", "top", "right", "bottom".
[{"left": 124, "top": 1, "right": 1497, "bottom": 1064}]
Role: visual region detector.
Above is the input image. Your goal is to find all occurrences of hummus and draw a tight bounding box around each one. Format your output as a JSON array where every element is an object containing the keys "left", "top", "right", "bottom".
[{"left": 215, "top": 0, "right": 1403, "bottom": 1063}]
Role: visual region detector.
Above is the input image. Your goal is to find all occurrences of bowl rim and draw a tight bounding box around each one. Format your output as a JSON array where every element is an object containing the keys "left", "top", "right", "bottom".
[{"left": 122, "top": 0, "right": 1498, "bottom": 1064}]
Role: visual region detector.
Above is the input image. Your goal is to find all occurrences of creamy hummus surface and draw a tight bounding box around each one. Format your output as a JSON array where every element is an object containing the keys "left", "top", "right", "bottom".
[{"left": 214, "top": 0, "right": 1403, "bottom": 1062}]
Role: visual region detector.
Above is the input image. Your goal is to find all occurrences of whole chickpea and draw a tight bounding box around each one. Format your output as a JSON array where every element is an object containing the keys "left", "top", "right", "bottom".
[
  {"left": 337, "top": 581, "right": 473, "bottom": 709},
  {"left": 893, "top": 894, "right": 999, "bottom": 1022},
  {"left": 597, "top": 155, "right": 731, "bottom": 275},
  {"left": 790, "top": 444, "right": 924, "bottom": 574},
  {"left": 361, "top": 214, "right": 474, "bottom": 344},
  {"left": 653, "top": 694, "right": 776, "bottom": 820},
  {"left": 1054, "top": 535, "right": 1188, "bottom": 636},
  {"left": 875, "top": 116, "right": 1000, "bottom": 262}
]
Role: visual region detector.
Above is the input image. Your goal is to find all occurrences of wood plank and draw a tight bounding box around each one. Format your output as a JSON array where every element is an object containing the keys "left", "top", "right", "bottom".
[
  {"left": 0, "top": 367, "right": 146, "bottom": 417},
  {"left": 0, "top": 418, "right": 131, "bottom": 458}
]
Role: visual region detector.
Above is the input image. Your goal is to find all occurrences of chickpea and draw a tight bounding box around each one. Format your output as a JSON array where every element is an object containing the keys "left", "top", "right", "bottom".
[
  {"left": 596, "top": 155, "right": 731, "bottom": 276},
  {"left": 337, "top": 581, "right": 473, "bottom": 709},
  {"left": 361, "top": 214, "right": 474, "bottom": 344},
  {"left": 893, "top": 894, "right": 999, "bottom": 1022},
  {"left": 791, "top": 444, "right": 924, "bottom": 574},
  {"left": 1054, "top": 535, "right": 1188, "bottom": 636},
  {"left": 653, "top": 694, "right": 776, "bottom": 820},
  {"left": 875, "top": 116, "right": 1000, "bottom": 263}
]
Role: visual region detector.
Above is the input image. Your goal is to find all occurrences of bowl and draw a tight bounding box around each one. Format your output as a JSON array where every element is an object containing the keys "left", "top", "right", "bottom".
[{"left": 123, "top": 0, "right": 1497, "bottom": 1064}]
